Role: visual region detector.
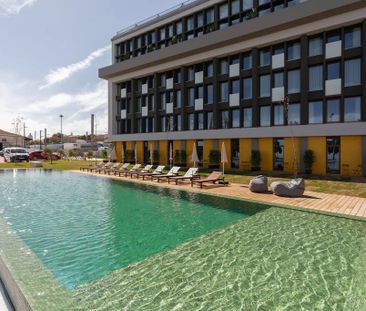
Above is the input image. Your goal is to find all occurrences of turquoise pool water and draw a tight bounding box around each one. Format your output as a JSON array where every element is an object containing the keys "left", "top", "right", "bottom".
[{"left": 0, "top": 170, "right": 262, "bottom": 289}]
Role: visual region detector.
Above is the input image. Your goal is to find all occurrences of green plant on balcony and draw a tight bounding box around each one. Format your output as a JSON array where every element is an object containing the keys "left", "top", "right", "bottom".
[
  {"left": 251, "top": 150, "right": 261, "bottom": 171},
  {"left": 204, "top": 24, "right": 215, "bottom": 34},
  {"left": 209, "top": 150, "right": 221, "bottom": 168},
  {"left": 174, "top": 150, "right": 186, "bottom": 166},
  {"left": 146, "top": 44, "right": 155, "bottom": 53},
  {"left": 246, "top": 8, "right": 257, "bottom": 20}
]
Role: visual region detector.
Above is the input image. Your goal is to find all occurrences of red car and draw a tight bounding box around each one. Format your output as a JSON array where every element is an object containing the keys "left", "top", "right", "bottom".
[{"left": 28, "top": 151, "right": 61, "bottom": 161}]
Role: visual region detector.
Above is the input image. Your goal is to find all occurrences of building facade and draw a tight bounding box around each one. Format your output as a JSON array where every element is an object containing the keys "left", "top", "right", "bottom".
[
  {"left": 0, "top": 130, "right": 27, "bottom": 149},
  {"left": 100, "top": 0, "right": 366, "bottom": 176}
]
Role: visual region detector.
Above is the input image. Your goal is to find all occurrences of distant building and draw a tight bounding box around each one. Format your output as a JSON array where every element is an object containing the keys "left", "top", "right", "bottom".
[{"left": 0, "top": 129, "right": 30, "bottom": 149}]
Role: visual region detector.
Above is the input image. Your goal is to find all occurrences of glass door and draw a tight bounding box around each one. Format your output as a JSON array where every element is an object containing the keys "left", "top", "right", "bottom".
[
  {"left": 231, "top": 139, "right": 240, "bottom": 168},
  {"left": 273, "top": 138, "right": 284, "bottom": 171},
  {"left": 327, "top": 137, "right": 340, "bottom": 174}
]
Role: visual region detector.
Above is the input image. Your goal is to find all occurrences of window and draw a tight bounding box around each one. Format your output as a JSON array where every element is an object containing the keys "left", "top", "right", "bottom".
[
  {"left": 345, "top": 27, "right": 361, "bottom": 49},
  {"left": 344, "top": 97, "right": 361, "bottom": 122},
  {"left": 197, "top": 112, "right": 204, "bottom": 130},
  {"left": 206, "top": 84, "right": 213, "bottom": 104},
  {"left": 243, "top": 78, "right": 252, "bottom": 99},
  {"left": 220, "top": 59, "right": 229, "bottom": 74},
  {"left": 206, "top": 8, "right": 214, "bottom": 24},
  {"left": 309, "top": 101, "right": 323, "bottom": 124},
  {"left": 260, "top": 75, "right": 270, "bottom": 97},
  {"left": 274, "top": 72, "right": 284, "bottom": 88},
  {"left": 326, "top": 137, "right": 340, "bottom": 174},
  {"left": 231, "top": 0, "right": 240, "bottom": 15},
  {"left": 188, "top": 113, "right": 194, "bottom": 130},
  {"left": 197, "top": 86, "right": 204, "bottom": 99},
  {"left": 274, "top": 105, "right": 284, "bottom": 125},
  {"left": 159, "top": 27, "right": 166, "bottom": 40},
  {"left": 220, "top": 82, "right": 229, "bottom": 102},
  {"left": 175, "top": 90, "right": 181, "bottom": 108},
  {"left": 260, "top": 106, "right": 271, "bottom": 127},
  {"left": 327, "top": 32, "right": 340, "bottom": 43},
  {"left": 288, "top": 103, "right": 300, "bottom": 125},
  {"left": 243, "top": 0, "right": 253, "bottom": 10},
  {"left": 326, "top": 99, "right": 340, "bottom": 123},
  {"left": 259, "top": 49, "right": 271, "bottom": 66},
  {"left": 274, "top": 138, "right": 284, "bottom": 171},
  {"left": 287, "top": 42, "right": 300, "bottom": 60},
  {"left": 309, "top": 65, "right": 323, "bottom": 91},
  {"left": 188, "top": 87, "right": 194, "bottom": 106},
  {"left": 187, "top": 66, "right": 194, "bottom": 81},
  {"left": 176, "top": 114, "right": 182, "bottom": 131},
  {"left": 160, "top": 74, "right": 166, "bottom": 87},
  {"left": 219, "top": 3, "right": 228, "bottom": 19},
  {"left": 160, "top": 116, "right": 166, "bottom": 132},
  {"left": 187, "top": 16, "right": 194, "bottom": 32},
  {"left": 345, "top": 58, "right": 361, "bottom": 87},
  {"left": 231, "top": 79, "right": 240, "bottom": 94},
  {"left": 327, "top": 62, "right": 340, "bottom": 80},
  {"left": 221, "top": 110, "right": 229, "bottom": 128},
  {"left": 243, "top": 108, "right": 252, "bottom": 127},
  {"left": 288, "top": 69, "right": 300, "bottom": 94},
  {"left": 206, "top": 112, "right": 214, "bottom": 129},
  {"left": 206, "top": 62, "right": 213, "bottom": 77},
  {"left": 243, "top": 53, "right": 252, "bottom": 69},
  {"left": 176, "top": 21, "right": 183, "bottom": 34},
  {"left": 175, "top": 70, "right": 182, "bottom": 84},
  {"left": 232, "top": 109, "right": 240, "bottom": 128},
  {"left": 159, "top": 93, "right": 166, "bottom": 110},
  {"left": 309, "top": 37, "right": 323, "bottom": 56},
  {"left": 197, "top": 13, "right": 204, "bottom": 28}
]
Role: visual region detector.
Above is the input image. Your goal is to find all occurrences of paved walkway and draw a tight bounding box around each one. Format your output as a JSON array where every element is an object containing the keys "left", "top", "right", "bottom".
[{"left": 79, "top": 171, "right": 366, "bottom": 221}]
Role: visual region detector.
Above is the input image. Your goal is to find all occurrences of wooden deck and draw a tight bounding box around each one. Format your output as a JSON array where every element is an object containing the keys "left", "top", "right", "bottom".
[{"left": 79, "top": 171, "right": 366, "bottom": 221}]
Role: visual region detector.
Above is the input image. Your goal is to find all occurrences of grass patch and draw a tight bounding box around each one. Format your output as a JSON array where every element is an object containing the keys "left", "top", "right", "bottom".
[{"left": 0, "top": 160, "right": 92, "bottom": 170}]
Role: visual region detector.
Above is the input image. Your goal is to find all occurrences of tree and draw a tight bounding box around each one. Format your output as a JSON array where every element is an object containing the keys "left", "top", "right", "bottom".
[{"left": 43, "top": 148, "right": 53, "bottom": 164}]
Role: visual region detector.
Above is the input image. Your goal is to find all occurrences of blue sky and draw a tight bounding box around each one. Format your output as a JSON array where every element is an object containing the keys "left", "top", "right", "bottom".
[{"left": 0, "top": 0, "right": 182, "bottom": 136}]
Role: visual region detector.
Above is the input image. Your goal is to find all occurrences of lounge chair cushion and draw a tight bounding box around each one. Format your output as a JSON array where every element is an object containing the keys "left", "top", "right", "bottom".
[
  {"left": 249, "top": 175, "right": 268, "bottom": 193},
  {"left": 271, "top": 178, "right": 305, "bottom": 197}
]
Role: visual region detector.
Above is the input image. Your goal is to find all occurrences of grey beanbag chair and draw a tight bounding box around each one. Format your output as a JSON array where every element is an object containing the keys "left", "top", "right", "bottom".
[
  {"left": 249, "top": 175, "right": 268, "bottom": 193},
  {"left": 271, "top": 178, "right": 305, "bottom": 197}
]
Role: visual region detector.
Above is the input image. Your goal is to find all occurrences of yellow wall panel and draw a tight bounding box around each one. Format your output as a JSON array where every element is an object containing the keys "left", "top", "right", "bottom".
[
  {"left": 341, "top": 136, "right": 362, "bottom": 176},
  {"left": 219, "top": 139, "right": 231, "bottom": 169},
  {"left": 258, "top": 138, "right": 273, "bottom": 171},
  {"left": 115, "top": 142, "right": 122, "bottom": 162},
  {"left": 126, "top": 141, "right": 132, "bottom": 150},
  {"left": 284, "top": 137, "right": 300, "bottom": 174},
  {"left": 239, "top": 139, "right": 251, "bottom": 170},
  {"left": 307, "top": 137, "right": 326, "bottom": 175},
  {"left": 159, "top": 140, "right": 168, "bottom": 164},
  {"left": 136, "top": 141, "right": 144, "bottom": 164},
  {"left": 186, "top": 140, "right": 195, "bottom": 167},
  {"left": 203, "top": 140, "right": 213, "bottom": 168}
]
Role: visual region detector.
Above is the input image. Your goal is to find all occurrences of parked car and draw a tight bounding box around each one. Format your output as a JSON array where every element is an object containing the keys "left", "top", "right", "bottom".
[
  {"left": 0, "top": 149, "right": 4, "bottom": 157},
  {"left": 28, "top": 150, "right": 61, "bottom": 161},
  {"left": 3, "top": 148, "right": 29, "bottom": 162}
]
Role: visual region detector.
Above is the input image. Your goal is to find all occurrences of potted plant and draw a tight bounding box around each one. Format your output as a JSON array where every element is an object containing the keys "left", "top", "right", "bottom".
[
  {"left": 245, "top": 8, "right": 257, "bottom": 20},
  {"left": 146, "top": 44, "right": 155, "bottom": 53},
  {"left": 303, "top": 150, "right": 315, "bottom": 175},
  {"left": 209, "top": 150, "right": 221, "bottom": 169},
  {"left": 251, "top": 150, "right": 261, "bottom": 171}
]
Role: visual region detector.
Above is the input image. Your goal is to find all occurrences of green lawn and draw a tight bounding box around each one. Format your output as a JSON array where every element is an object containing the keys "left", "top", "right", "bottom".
[{"left": 1, "top": 160, "right": 366, "bottom": 198}]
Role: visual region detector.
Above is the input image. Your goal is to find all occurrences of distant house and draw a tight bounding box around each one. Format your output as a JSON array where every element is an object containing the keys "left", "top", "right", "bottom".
[{"left": 0, "top": 129, "right": 30, "bottom": 149}]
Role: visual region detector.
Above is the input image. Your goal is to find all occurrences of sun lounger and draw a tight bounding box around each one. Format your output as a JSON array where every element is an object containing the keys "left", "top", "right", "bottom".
[
  {"left": 80, "top": 162, "right": 103, "bottom": 172},
  {"left": 150, "top": 166, "right": 180, "bottom": 182},
  {"left": 130, "top": 165, "right": 153, "bottom": 178},
  {"left": 101, "top": 162, "right": 120, "bottom": 174},
  {"left": 249, "top": 175, "right": 268, "bottom": 193},
  {"left": 167, "top": 168, "right": 199, "bottom": 185},
  {"left": 191, "top": 171, "right": 223, "bottom": 188},
  {"left": 105, "top": 163, "right": 129, "bottom": 175},
  {"left": 96, "top": 162, "right": 114, "bottom": 173},
  {"left": 271, "top": 178, "right": 305, "bottom": 197},
  {"left": 137, "top": 165, "right": 165, "bottom": 180},
  {"left": 118, "top": 164, "right": 141, "bottom": 177}
]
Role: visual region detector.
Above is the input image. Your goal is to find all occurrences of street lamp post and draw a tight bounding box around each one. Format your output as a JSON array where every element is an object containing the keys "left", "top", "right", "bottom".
[{"left": 59, "top": 114, "right": 64, "bottom": 145}]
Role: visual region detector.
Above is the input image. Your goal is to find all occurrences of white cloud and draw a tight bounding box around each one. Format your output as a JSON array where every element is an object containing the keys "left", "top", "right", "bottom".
[
  {"left": 39, "top": 45, "right": 111, "bottom": 90},
  {"left": 0, "top": 0, "right": 36, "bottom": 15}
]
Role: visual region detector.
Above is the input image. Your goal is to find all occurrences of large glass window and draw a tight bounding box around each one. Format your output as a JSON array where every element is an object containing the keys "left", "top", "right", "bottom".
[
  {"left": 231, "top": 79, "right": 240, "bottom": 94},
  {"left": 274, "top": 105, "right": 284, "bottom": 125},
  {"left": 274, "top": 72, "right": 284, "bottom": 88},
  {"left": 273, "top": 138, "right": 284, "bottom": 171},
  {"left": 206, "top": 62, "right": 213, "bottom": 77},
  {"left": 160, "top": 116, "right": 166, "bottom": 132},
  {"left": 243, "top": 0, "right": 253, "bottom": 10},
  {"left": 327, "top": 137, "right": 340, "bottom": 174},
  {"left": 197, "top": 86, "right": 204, "bottom": 99},
  {"left": 243, "top": 107, "right": 252, "bottom": 127},
  {"left": 176, "top": 115, "right": 182, "bottom": 131},
  {"left": 219, "top": 3, "right": 229, "bottom": 19},
  {"left": 345, "top": 58, "right": 361, "bottom": 87},
  {"left": 260, "top": 75, "right": 271, "bottom": 97},
  {"left": 206, "top": 8, "right": 214, "bottom": 24},
  {"left": 243, "top": 53, "right": 252, "bottom": 69},
  {"left": 232, "top": 109, "right": 240, "bottom": 128},
  {"left": 288, "top": 103, "right": 300, "bottom": 125},
  {"left": 188, "top": 87, "right": 194, "bottom": 106},
  {"left": 231, "top": 139, "right": 240, "bottom": 169},
  {"left": 197, "top": 112, "right": 204, "bottom": 130},
  {"left": 288, "top": 69, "right": 300, "bottom": 94},
  {"left": 345, "top": 27, "right": 361, "bottom": 49},
  {"left": 243, "top": 78, "right": 252, "bottom": 99},
  {"left": 309, "top": 37, "right": 323, "bottom": 56},
  {"left": 220, "top": 82, "right": 229, "bottom": 102},
  {"left": 287, "top": 42, "right": 300, "bottom": 60},
  {"left": 206, "top": 84, "right": 213, "bottom": 104},
  {"left": 231, "top": 0, "right": 240, "bottom": 15},
  {"left": 309, "top": 101, "right": 323, "bottom": 124},
  {"left": 309, "top": 65, "right": 323, "bottom": 91},
  {"left": 221, "top": 110, "right": 229, "bottom": 129},
  {"left": 260, "top": 106, "right": 271, "bottom": 127},
  {"left": 327, "top": 99, "right": 340, "bottom": 123},
  {"left": 159, "top": 93, "right": 166, "bottom": 110},
  {"left": 187, "top": 66, "right": 194, "bottom": 81},
  {"left": 259, "top": 49, "right": 271, "bottom": 67},
  {"left": 327, "top": 62, "right": 340, "bottom": 80},
  {"left": 186, "top": 16, "right": 194, "bottom": 32},
  {"left": 344, "top": 97, "right": 361, "bottom": 122},
  {"left": 188, "top": 113, "right": 194, "bottom": 130},
  {"left": 175, "top": 90, "right": 181, "bottom": 108},
  {"left": 220, "top": 59, "right": 229, "bottom": 75},
  {"left": 206, "top": 111, "right": 214, "bottom": 129}
]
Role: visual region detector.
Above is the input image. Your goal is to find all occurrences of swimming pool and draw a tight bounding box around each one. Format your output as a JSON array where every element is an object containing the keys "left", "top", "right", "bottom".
[{"left": 0, "top": 169, "right": 366, "bottom": 310}]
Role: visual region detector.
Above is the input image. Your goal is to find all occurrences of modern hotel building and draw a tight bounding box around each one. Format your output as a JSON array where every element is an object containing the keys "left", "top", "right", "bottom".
[{"left": 99, "top": 0, "right": 366, "bottom": 176}]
